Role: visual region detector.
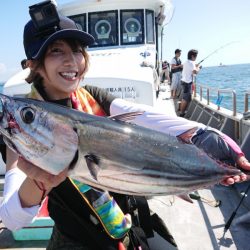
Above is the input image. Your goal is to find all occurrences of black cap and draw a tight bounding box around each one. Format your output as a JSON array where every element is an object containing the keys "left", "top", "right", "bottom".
[
  {"left": 24, "top": 15, "right": 95, "bottom": 59},
  {"left": 175, "top": 49, "right": 181, "bottom": 54}
]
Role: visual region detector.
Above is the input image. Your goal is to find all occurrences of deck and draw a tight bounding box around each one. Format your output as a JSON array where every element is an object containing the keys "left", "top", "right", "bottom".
[{"left": 1, "top": 85, "right": 250, "bottom": 249}]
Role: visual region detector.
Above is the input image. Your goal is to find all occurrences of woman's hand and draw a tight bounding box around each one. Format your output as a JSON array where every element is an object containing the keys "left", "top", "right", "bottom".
[
  {"left": 220, "top": 156, "right": 250, "bottom": 186},
  {"left": 18, "top": 157, "right": 68, "bottom": 190},
  {"left": 17, "top": 157, "right": 68, "bottom": 207}
]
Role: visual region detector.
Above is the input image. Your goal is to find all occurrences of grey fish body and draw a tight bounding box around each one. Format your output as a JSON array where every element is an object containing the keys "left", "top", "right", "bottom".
[{"left": 0, "top": 94, "right": 241, "bottom": 196}]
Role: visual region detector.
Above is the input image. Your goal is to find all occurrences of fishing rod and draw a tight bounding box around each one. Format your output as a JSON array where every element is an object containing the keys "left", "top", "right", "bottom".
[
  {"left": 224, "top": 183, "right": 250, "bottom": 232},
  {"left": 197, "top": 41, "right": 239, "bottom": 65}
]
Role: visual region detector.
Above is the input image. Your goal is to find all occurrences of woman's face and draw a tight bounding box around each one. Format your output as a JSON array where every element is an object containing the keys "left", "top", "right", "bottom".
[{"left": 37, "top": 40, "right": 86, "bottom": 99}]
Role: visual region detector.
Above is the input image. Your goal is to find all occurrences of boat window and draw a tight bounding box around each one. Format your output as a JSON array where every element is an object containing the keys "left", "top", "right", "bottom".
[
  {"left": 120, "top": 10, "right": 144, "bottom": 45},
  {"left": 68, "top": 13, "right": 87, "bottom": 32},
  {"left": 88, "top": 10, "right": 118, "bottom": 47},
  {"left": 145, "top": 10, "right": 154, "bottom": 44}
]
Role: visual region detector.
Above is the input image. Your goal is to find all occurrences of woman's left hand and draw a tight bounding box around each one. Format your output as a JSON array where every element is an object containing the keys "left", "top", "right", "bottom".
[{"left": 220, "top": 156, "right": 250, "bottom": 186}]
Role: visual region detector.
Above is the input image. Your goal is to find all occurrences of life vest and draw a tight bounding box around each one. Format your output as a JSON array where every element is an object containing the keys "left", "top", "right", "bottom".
[{"left": 171, "top": 57, "right": 182, "bottom": 73}]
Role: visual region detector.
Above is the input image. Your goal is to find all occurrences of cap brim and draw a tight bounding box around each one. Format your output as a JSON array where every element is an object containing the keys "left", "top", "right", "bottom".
[{"left": 32, "top": 29, "right": 95, "bottom": 59}]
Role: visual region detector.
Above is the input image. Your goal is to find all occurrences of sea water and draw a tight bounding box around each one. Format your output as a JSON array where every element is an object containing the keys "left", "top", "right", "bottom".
[{"left": 196, "top": 63, "right": 250, "bottom": 114}]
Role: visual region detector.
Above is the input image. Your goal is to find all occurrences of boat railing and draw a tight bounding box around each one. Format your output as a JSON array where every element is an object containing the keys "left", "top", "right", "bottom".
[
  {"left": 244, "top": 92, "right": 250, "bottom": 113},
  {"left": 194, "top": 83, "right": 237, "bottom": 116}
]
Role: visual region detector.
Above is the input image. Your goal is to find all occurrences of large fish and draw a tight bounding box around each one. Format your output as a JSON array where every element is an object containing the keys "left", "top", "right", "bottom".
[{"left": 0, "top": 93, "right": 241, "bottom": 196}]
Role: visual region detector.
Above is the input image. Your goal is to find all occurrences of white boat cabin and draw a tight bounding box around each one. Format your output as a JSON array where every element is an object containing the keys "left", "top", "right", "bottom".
[{"left": 59, "top": 0, "right": 172, "bottom": 105}]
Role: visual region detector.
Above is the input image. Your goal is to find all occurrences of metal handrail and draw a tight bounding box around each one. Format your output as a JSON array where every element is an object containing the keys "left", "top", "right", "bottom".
[
  {"left": 244, "top": 92, "right": 250, "bottom": 113},
  {"left": 195, "top": 83, "right": 237, "bottom": 116}
]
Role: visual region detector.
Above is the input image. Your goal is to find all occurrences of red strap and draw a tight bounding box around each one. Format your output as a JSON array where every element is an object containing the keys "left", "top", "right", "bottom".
[
  {"left": 33, "top": 180, "right": 47, "bottom": 205},
  {"left": 118, "top": 241, "right": 126, "bottom": 250}
]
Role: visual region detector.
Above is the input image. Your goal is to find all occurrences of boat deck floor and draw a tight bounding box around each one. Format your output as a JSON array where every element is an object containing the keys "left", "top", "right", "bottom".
[{"left": 1, "top": 84, "right": 250, "bottom": 249}]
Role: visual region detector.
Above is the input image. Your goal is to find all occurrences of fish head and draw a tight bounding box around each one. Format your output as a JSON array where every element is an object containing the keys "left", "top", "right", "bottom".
[{"left": 0, "top": 94, "right": 78, "bottom": 174}]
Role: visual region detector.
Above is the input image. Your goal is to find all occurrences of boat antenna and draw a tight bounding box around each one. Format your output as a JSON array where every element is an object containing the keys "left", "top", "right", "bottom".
[
  {"left": 197, "top": 41, "right": 239, "bottom": 65},
  {"left": 224, "top": 183, "right": 250, "bottom": 232}
]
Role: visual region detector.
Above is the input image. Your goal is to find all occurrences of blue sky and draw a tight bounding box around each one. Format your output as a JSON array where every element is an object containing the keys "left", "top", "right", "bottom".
[
  {"left": 0, "top": 0, "right": 250, "bottom": 82},
  {"left": 163, "top": 0, "right": 250, "bottom": 67}
]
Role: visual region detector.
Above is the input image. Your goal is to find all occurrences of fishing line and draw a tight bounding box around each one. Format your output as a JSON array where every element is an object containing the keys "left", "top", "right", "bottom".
[
  {"left": 197, "top": 41, "right": 239, "bottom": 65},
  {"left": 152, "top": 196, "right": 175, "bottom": 207}
]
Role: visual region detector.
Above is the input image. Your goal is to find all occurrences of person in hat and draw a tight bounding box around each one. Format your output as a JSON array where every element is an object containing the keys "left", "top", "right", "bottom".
[
  {"left": 170, "top": 49, "right": 183, "bottom": 98},
  {"left": 1, "top": 3, "right": 250, "bottom": 250}
]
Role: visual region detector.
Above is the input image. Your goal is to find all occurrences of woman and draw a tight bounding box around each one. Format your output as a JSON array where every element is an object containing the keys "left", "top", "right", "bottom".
[
  {"left": 0, "top": 12, "right": 250, "bottom": 250},
  {"left": 0, "top": 14, "right": 163, "bottom": 250}
]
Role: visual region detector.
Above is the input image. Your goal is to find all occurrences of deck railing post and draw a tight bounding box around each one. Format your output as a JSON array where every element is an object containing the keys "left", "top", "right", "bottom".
[
  {"left": 217, "top": 90, "right": 220, "bottom": 110},
  {"left": 207, "top": 88, "right": 210, "bottom": 105},
  {"left": 245, "top": 93, "right": 249, "bottom": 113},
  {"left": 232, "top": 91, "right": 236, "bottom": 116}
]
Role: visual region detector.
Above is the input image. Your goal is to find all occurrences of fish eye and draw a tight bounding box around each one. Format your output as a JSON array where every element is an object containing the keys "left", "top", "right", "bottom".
[{"left": 21, "top": 107, "right": 35, "bottom": 124}]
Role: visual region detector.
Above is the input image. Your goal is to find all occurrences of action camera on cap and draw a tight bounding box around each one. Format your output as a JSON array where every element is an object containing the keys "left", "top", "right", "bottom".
[
  {"left": 29, "top": 0, "right": 60, "bottom": 36},
  {"left": 24, "top": 0, "right": 94, "bottom": 59}
]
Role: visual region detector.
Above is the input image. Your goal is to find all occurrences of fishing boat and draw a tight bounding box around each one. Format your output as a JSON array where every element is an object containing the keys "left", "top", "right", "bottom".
[{"left": 1, "top": 0, "right": 250, "bottom": 249}]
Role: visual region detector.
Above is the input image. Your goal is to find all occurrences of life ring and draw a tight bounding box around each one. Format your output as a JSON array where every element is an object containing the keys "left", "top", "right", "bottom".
[
  {"left": 124, "top": 17, "right": 141, "bottom": 36},
  {"left": 95, "top": 20, "right": 111, "bottom": 39}
]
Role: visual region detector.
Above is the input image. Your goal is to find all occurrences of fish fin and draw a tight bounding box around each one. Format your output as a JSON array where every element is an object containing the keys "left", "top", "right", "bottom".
[
  {"left": 85, "top": 154, "right": 100, "bottom": 181},
  {"left": 177, "top": 194, "right": 194, "bottom": 203},
  {"left": 109, "top": 111, "right": 145, "bottom": 122}
]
